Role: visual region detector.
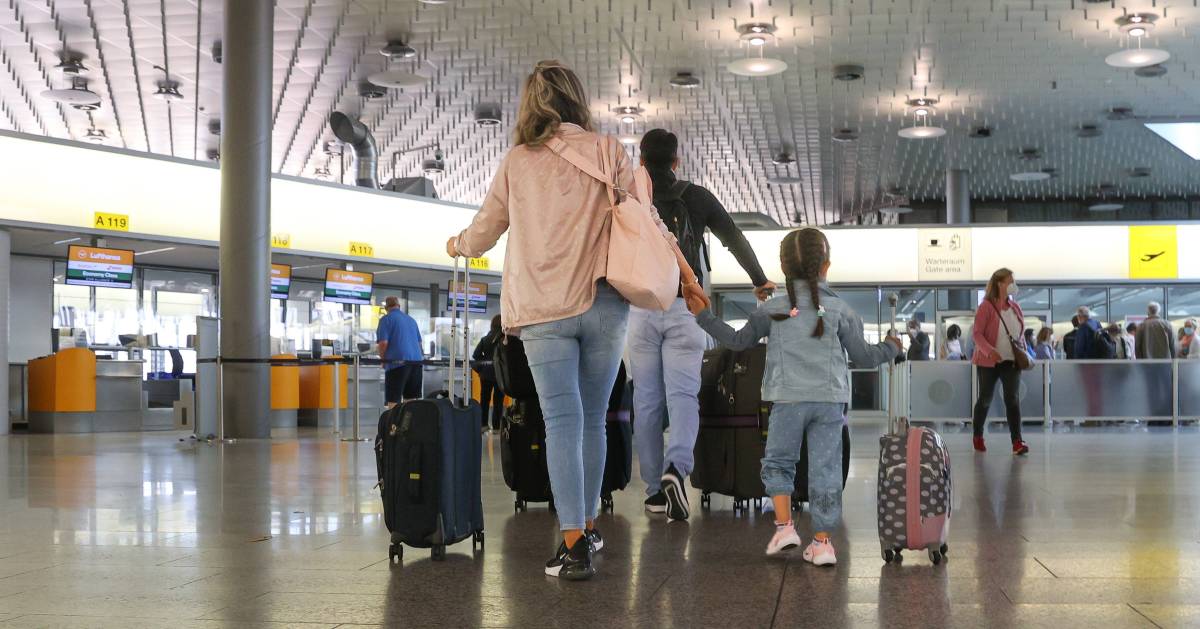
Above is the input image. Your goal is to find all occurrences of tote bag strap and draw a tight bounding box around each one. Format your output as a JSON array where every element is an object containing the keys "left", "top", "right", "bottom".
[
  {"left": 546, "top": 136, "right": 651, "bottom": 207},
  {"left": 989, "top": 300, "right": 1018, "bottom": 344}
]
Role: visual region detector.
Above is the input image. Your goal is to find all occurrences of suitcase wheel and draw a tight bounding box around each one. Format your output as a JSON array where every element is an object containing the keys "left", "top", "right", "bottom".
[
  {"left": 882, "top": 548, "right": 894, "bottom": 563},
  {"left": 700, "top": 493, "right": 711, "bottom": 511},
  {"left": 928, "top": 548, "right": 944, "bottom": 565},
  {"left": 514, "top": 499, "right": 526, "bottom": 513},
  {"left": 601, "top": 495, "right": 614, "bottom": 513},
  {"left": 431, "top": 544, "right": 446, "bottom": 561},
  {"left": 940, "top": 543, "right": 949, "bottom": 556},
  {"left": 473, "top": 530, "right": 485, "bottom": 552},
  {"left": 733, "top": 498, "right": 749, "bottom": 516},
  {"left": 791, "top": 498, "right": 803, "bottom": 514},
  {"left": 389, "top": 543, "right": 403, "bottom": 565}
]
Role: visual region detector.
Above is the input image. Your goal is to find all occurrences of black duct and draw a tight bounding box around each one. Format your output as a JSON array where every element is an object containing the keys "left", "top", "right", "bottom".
[{"left": 329, "top": 112, "right": 379, "bottom": 189}]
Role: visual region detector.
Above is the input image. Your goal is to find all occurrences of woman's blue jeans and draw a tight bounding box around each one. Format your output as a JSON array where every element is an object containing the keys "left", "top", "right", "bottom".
[{"left": 521, "top": 282, "right": 629, "bottom": 530}]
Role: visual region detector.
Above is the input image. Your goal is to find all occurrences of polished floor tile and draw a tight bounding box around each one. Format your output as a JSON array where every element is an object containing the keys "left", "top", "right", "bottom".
[{"left": 1, "top": 424, "right": 1199, "bottom": 627}]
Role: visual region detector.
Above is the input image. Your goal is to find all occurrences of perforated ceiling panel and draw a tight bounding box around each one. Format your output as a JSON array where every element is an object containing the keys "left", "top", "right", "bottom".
[{"left": 2, "top": 0, "right": 1198, "bottom": 226}]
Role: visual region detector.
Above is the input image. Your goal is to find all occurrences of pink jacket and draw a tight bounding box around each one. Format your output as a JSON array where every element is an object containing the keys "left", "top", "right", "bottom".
[
  {"left": 455, "top": 124, "right": 666, "bottom": 329},
  {"left": 972, "top": 298, "right": 1026, "bottom": 368}
]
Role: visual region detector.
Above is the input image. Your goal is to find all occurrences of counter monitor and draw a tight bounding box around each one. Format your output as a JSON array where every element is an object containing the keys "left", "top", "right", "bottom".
[
  {"left": 270, "top": 263, "right": 292, "bottom": 299},
  {"left": 324, "top": 269, "right": 374, "bottom": 305},
  {"left": 65, "top": 245, "right": 135, "bottom": 289}
]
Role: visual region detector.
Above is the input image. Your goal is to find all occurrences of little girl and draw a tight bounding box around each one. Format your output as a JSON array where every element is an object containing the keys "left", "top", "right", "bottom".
[{"left": 687, "top": 228, "right": 902, "bottom": 565}]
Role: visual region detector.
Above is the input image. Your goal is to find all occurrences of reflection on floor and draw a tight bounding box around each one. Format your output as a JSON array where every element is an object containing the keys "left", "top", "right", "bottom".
[{"left": 0, "top": 424, "right": 1198, "bottom": 628}]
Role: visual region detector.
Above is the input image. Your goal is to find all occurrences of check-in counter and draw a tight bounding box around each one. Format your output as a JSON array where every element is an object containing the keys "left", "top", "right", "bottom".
[
  {"left": 298, "top": 357, "right": 349, "bottom": 428},
  {"left": 28, "top": 348, "right": 153, "bottom": 433},
  {"left": 270, "top": 354, "right": 300, "bottom": 428}
]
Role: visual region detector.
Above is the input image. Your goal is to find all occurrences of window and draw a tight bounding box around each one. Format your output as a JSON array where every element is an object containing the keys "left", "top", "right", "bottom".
[
  {"left": 1167, "top": 286, "right": 1200, "bottom": 329},
  {"left": 839, "top": 288, "right": 881, "bottom": 343},
  {"left": 894, "top": 288, "right": 935, "bottom": 359},
  {"left": 1051, "top": 287, "right": 1108, "bottom": 339},
  {"left": 1111, "top": 287, "right": 1165, "bottom": 325}
]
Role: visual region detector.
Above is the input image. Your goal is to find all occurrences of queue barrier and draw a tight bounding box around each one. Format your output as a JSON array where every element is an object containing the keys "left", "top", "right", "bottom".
[{"left": 902, "top": 359, "right": 1191, "bottom": 425}]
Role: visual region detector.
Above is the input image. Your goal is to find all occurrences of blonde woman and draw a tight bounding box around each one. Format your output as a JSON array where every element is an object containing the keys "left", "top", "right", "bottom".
[{"left": 446, "top": 60, "right": 703, "bottom": 580}]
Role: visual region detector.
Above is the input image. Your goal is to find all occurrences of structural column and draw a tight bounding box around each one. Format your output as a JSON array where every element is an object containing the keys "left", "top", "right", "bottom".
[
  {"left": 219, "top": 0, "right": 273, "bottom": 438},
  {"left": 0, "top": 230, "right": 9, "bottom": 436},
  {"left": 945, "top": 169, "right": 973, "bottom": 311}
]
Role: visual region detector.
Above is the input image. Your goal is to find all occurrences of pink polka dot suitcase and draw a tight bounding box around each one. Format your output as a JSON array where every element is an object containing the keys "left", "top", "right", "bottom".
[{"left": 877, "top": 424, "right": 952, "bottom": 565}]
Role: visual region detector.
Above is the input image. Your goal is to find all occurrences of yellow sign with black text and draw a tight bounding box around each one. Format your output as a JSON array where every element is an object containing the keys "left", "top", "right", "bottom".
[
  {"left": 272, "top": 233, "right": 292, "bottom": 248},
  {"left": 1129, "top": 225, "right": 1178, "bottom": 279},
  {"left": 348, "top": 241, "right": 374, "bottom": 257},
  {"left": 469, "top": 257, "right": 490, "bottom": 271},
  {"left": 93, "top": 212, "right": 129, "bottom": 232}
]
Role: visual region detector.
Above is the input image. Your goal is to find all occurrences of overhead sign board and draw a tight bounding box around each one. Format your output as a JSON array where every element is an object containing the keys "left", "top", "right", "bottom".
[
  {"left": 270, "top": 263, "right": 292, "bottom": 299},
  {"left": 324, "top": 269, "right": 374, "bottom": 305},
  {"left": 917, "top": 227, "right": 972, "bottom": 282},
  {"left": 65, "top": 245, "right": 134, "bottom": 289},
  {"left": 448, "top": 280, "right": 488, "bottom": 314}
]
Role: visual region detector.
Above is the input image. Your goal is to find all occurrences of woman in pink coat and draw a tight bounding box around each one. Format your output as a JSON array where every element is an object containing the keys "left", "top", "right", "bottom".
[{"left": 971, "top": 268, "right": 1030, "bottom": 456}]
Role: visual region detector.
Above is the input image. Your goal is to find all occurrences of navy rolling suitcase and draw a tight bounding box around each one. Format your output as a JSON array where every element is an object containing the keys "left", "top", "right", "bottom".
[{"left": 376, "top": 256, "right": 484, "bottom": 563}]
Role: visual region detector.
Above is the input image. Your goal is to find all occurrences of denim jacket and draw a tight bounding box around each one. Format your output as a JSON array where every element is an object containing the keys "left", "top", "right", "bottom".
[{"left": 696, "top": 281, "right": 898, "bottom": 404}]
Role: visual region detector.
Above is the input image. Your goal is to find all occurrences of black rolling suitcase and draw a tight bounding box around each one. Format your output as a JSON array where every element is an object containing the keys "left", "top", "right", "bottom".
[
  {"left": 500, "top": 397, "right": 554, "bottom": 512},
  {"left": 692, "top": 346, "right": 769, "bottom": 514},
  {"left": 376, "top": 256, "right": 483, "bottom": 563},
  {"left": 601, "top": 362, "right": 633, "bottom": 512}
]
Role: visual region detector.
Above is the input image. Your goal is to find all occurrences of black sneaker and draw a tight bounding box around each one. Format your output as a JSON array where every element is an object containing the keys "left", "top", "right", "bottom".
[
  {"left": 644, "top": 492, "right": 667, "bottom": 514},
  {"left": 661, "top": 464, "right": 690, "bottom": 522},
  {"left": 586, "top": 528, "right": 604, "bottom": 553},
  {"left": 544, "top": 537, "right": 595, "bottom": 581}
]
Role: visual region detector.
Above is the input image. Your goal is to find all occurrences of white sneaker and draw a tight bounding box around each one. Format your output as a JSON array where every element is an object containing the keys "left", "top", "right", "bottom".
[
  {"left": 765, "top": 524, "right": 802, "bottom": 556},
  {"left": 803, "top": 537, "right": 837, "bottom": 566}
]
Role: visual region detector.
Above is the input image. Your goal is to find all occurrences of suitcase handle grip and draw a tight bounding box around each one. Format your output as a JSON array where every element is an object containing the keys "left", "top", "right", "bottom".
[{"left": 405, "top": 443, "right": 423, "bottom": 502}]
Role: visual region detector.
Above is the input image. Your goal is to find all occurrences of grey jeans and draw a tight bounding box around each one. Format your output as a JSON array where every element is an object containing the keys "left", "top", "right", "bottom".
[
  {"left": 628, "top": 298, "right": 707, "bottom": 495},
  {"left": 762, "top": 401, "right": 845, "bottom": 532}
]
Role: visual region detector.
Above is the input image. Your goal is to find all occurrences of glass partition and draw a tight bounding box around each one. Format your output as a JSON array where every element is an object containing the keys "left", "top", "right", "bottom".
[
  {"left": 1111, "top": 286, "right": 1165, "bottom": 326},
  {"left": 1166, "top": 286, "right": 1200, "bottom": 329},
  {"left": 1050, "top": 287, "right": 1108, "bottom": 340},
  {"left": 894, "top": 288, "right": 935, "bottom": 359}
]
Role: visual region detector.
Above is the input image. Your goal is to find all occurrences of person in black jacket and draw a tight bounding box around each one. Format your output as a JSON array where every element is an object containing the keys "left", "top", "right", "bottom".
[
  {"left": 905, "top": 319, "right": 931, "bottom": 361},
  {"left": 472, "top": 315, "right": 505, "bottom": 430},
  {"left": 630, "top": 129, "right": 776, "bottom": 522}
]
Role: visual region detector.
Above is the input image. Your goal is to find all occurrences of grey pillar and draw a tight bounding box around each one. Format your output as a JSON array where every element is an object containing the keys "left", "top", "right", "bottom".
[
  {"left": 0, "top": 230, "right": 9, "bottom": 435},
  {"left": 219, "top": 0, "right": 273, "bottom": 438},
  {"left": 946, "top": 169, "right": 970, "bottom": 225},
  {"left": 945, "top": 169, "right": 973, "bottom": 311}
]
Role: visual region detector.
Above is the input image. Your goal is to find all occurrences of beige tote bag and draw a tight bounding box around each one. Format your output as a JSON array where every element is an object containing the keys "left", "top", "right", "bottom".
[{"left": 547, "top": 137, "right": 679, "bottom": 311}]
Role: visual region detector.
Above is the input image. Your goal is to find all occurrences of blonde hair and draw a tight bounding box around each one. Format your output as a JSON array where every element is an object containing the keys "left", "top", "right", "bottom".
[
  {"left": 984, "top": 267, "right": 1013, "bottom": 303},
  {"left": 513, "top": 60, "right": 593, "bottom": 147}
]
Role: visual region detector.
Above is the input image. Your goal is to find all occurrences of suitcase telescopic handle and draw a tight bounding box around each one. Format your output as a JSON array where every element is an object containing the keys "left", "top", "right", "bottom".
[
  {"left": 886, "top": 292, "right": 900, "bottom": 435},
  {"left": 449, "top": 255, "right": 473, "bottom": 409}
]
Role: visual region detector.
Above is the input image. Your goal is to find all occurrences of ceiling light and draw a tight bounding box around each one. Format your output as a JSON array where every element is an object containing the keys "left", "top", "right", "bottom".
[
  {"left": 1089, "top": 202, "right": 1124, "bottom": 212},
  {"left": 1134, "top": 64, "right": 1167, "bottom": 78},
  {"left": 669, "top": 71, "right": 701, "bottom": 88},
  {"left": 1117, "top": 13, "right": 1157, "bottom": 37},
  {"left": 422, "top": 149, "right": 445, "bottom": 175},
  {"left": 53, "top": 237, "right": 82, "bottom": 245},
  {"left": 154, "top": 81, "right": 184, "bottom": 101},
  {"left": 898, "top": 125, "right": 946, "bottom": 139},
  {"left": 55, "top": 58, "right": 88, "bottom": 76},
  {"left": 1077, "top": 124, "right": 1102, "bottom": 138},
  {"left": 417, "top": 0, "right": 448, "bottom": 4},
  {"left": 313, "top": 166, "right": 332, "bottom": 180},
  {"left": 360, "top": 84, "right": 387, "bottom": 100},
  {"left": 135, "top": 247, "right": 176, "bottom": 256},
  {"left": 1128, "top": 167, "right": 1152, "bottom": 178},
  {"left": 612, "top": 106, "right": 643, "bottom": 123},
  {"left": 83, "top": 128, "right": 107, "bottom": 144},
  {"left": 878, "top": 206, "right": 913, "bottom": 215},
  {"left": 1105, "top": 47, "right": 1170, "bottom": 68},
  {"left": 832, "top": 128, "right": 858, "bottom": 143},
  {"left": 727, "top": 57, "right": 787, "bottom": 77},
  {"left": 1107, "top": 106, "right": 1135, "bottom": 121},
  {"left": 1018, "top": 148, "right": 1042, "bottom": 161},
  {"left": 618, "top": 134, "right": 641, "bottom": 146},
  {"left": 41, "top": 78, "right": 101, "bottom": 107},
  {"left": 738, "top": 23, "right": 777, "bottom": 46},
  {"left": 1144, "top": 122, "right": 1200, "bottom": 160},
  {"left": 832, "top": 64, "right": 865, "bottom": 81},
  {"left": 906, "top": 98, "right": 939, "bottom": 117},
  {"left": 380, "top": 40, "right": 417, "bottom": 59},
  {"left": 772, "top": 152, "right": 795, "bottom": 165},
  {"left": 474, "top": 102, "right": 502, "bottom": 126},
  {"left": 1009, "top": 171, "right": 1052, "bottom": 182},
  {"left": 367, "top": 70, "right": 428, "bottom": 89}
]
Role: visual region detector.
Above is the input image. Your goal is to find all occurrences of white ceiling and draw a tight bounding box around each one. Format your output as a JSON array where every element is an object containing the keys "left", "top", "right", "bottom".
[{"left": 2, "top": 0, "right": 1198, "bottom": 227}]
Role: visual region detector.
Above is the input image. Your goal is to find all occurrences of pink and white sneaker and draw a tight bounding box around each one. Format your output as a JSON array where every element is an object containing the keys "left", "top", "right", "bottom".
[
  {"left": 802, "top": 537, "right": 837, "bottom": 566},
  {"left": 765, "top": 523, "right": 802, "bottom": 556}
]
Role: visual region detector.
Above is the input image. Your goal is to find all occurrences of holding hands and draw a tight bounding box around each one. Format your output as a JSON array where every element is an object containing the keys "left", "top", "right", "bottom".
[{"left": 684, "top": 281, "right": 710, "bottom": 315}]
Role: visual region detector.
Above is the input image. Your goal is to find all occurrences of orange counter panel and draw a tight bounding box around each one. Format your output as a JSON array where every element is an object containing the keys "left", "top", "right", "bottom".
[
  {"left": 270, "top": 355, "right": 300, "bottom": 410},
  {"left": 298, "top": 359, "right": 348, "bottom": 409},
  {"left": 28, "top": 348, "right": 97, "bottom": 413}
]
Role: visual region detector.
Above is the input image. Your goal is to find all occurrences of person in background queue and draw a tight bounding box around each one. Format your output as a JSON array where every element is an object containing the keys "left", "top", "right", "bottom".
[
  {"left": 1135, "top": 303, "right": 1175, "bottom": 359},
  {"left": 376, "top": 296, "right": 426, "bottom": 407},
  {"left": 472, "top": 315, "right": 506, "bottom": 431}
]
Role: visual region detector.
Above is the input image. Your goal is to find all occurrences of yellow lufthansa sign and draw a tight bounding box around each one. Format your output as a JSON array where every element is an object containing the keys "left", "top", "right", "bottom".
[
  {"left": 468, "top": 257, "right": 490, "bottom": 270},
  {"left": 1129, "top": 225, "right": 1178, "bottom": 279},
  {"left": 93, "top": 211, "right": 129, "bottom": 232},
  {"left": 272, "top": 233, "right": 292, "bottom": 248}
]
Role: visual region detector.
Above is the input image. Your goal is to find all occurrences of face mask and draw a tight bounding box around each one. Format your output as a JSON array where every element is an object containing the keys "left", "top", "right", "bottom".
[
  {"left": 1006, "top": 282, "right": 1019, "bottom": 297},
  {"left": 1187, "top": 327, "right": 1196, "bottom": 336}
]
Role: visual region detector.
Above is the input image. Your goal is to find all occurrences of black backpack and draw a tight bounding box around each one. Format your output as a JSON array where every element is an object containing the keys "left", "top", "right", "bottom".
[
  {"left": 1092, "top": 328, "right": 1117, "bottom": 359},
  {"left": 653, "top": 181, "right": 708, "bottom": 276}
]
